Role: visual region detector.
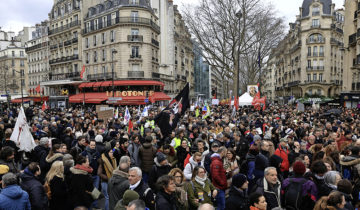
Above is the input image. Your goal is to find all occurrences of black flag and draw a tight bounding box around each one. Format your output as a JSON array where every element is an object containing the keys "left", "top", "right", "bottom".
[{"left": 155, "top": 83, "right": 190, "bottom": 139}]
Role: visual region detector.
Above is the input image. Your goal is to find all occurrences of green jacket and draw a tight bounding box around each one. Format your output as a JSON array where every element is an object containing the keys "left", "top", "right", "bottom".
[{"left": 187, "top": 179, "right": 216, "bottom": 209}]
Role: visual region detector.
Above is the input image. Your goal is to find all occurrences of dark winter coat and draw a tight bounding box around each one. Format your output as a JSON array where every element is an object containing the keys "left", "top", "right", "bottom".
[
  {"left": 210, "top": 154, "right": 227, "bottom": 190},
  {"left": 155, "top": 190, "right": 177, "bottom": 210},
  {"left": 149, "top": 157, "right": 172, "bottom": 190},
  {"left": 96, "top": 142, "right": 106, "bottom": 155},
  {"left": 19, "top": 169, "right": 48, "bottom": 210},
  {"left": 33, "top": 145, "right": 49, "bottom": 171},
  {"left": 49, "top": 176, "right": 69, "bottom": 210},
  {"left": 81, "top": 147, "right": 100, "bottom": 176},
  {"left": 68, "top": 167, "right": 94, "bottom": 208},
  {"left": 0, "top": 185, "right": 31, "bottom": 210},
  {"left": 108, "top": 169, "right": 130, "bottom": 210},
  {"left": 225, "top": 186, "right": 250, "bottom": 210},
  {"left": 139, "top": 142, "right": 157, "bottom": 173},
  {"left": 252, "top": 177, "right": 281, "bottom": 210},
  {"left": 133, "top": 180, "right": 155, "bottom": 210},
  {"left": 0, "top": 158, "right": 18, "bottom": 174},
  {"left": 176, "top": 146, "right": 190, "bottom": 170},
  {"left": 235, "top": 138, "right": 249, "bottom": 161},
  {"left": 63, "top": 134, "right": 73, "bottom": 150},
  {"left": 254, "top": 150, "right": 270, "bottom": 180}
]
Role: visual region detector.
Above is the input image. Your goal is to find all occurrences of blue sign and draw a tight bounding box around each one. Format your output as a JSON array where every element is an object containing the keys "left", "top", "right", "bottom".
[
  {"left": 1, "top": 95, "right": 8, "bottom": 97},
  {"left": 144, "top": 98, "right": 149, "bottom": 103}
]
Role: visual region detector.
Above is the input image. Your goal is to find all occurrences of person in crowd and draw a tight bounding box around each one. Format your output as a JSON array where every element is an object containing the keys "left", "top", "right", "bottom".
[
  {"left": 81, "top": 139, "right": 101, "bottom": 197},
  {"left": 128, "top": 167, "right": 155, "bottom": 210},
  {"left": 160, "top": 144, "right": 178, "bottom": 168},
  {"left": 187, "top": 166, "right": 217, "bottom": 209},
  {"left": 0, "top": 172, "right": 31, "bottom": 210},
  {"left": 168, "top": 168, "right": 189, "bottom": 209},
  {"left": 185, "top": 152, "right": 204, "bottom": 180},
  {"left": 98, "top": 148, "right": 117, "bottom": 210},
  {"left": 210, "top": 146, "right": 227, "bottom": 210},
  {"left": 337, "top": 179, "right": 354, "bottom": 210},
  {"left": 274, "top": 138, "right": 290, "bottom": 178},
  {"left": 314, "top": 191, "right": 346, "bottom": 210},
  {"left": 323, "top": 170, "right": 342, "bottom": 196},
  {"left": 19, "top": 162, "right": 48, "bottom": 210},
  {"left": 249, "top": 192, "right": 267, "bottom": 210},
  {"left": 223, "top": 148, "right": 239, "bottom": 189},
  {"left": 0, "top": 146, "right": 18, "bottom": 174},
  {"left": 155, "top": 175, "right": 177, "bottom": 209},
  {"left": 252, "top": 167, "right": 281, "bottom": 210},
  {"left": 32, "top": 137, "right": 49, "bottom": 173},
  {"left": 114, "top": 190, "right": 139, "bottom": 210},
  {"left": 45, "top": 160, "right": 68, "bottom": 210},
  {"left": 44, "top": 144, "right": 63, "bottom": 172},
  {"left": 108, "top": 162, "right": 130, "bottom": 210},
  {"left": 70, "top": 135, "right": 87, "bottom": 160},
  {"left": 95, "top": 134, "right": 106, "bottom": 155},
  {"left": 254, "top": 141, "right": 270, "bottom": 180},
  {"left": 225, "top": 173, "right": 250, "bottom": 210},
  {"left": 128, "top": 134, "right": 141, "bottom": 167},
  {"left": 69, "top": 155, "right": 94, "bottom": 209},
  {"left": 149, "top": 152, "right": 172, "bottom": 190},
  {"left": 139, "top": 135, "right": 157, "bottom": 183},
  {"left": 176, "top": 139, "right": 191, "bottom": 170},
  {"left": 127, "top": 199, "right": 146, "bottom": 210},
  {"left": 204, "top": 142, "right": 219, "bottom": 174}
]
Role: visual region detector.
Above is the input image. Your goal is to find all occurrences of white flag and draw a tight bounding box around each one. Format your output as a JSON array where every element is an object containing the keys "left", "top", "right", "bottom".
[
  {"left": 141, "top": 106, "right": 148, "bottom": 118},
  {"left": 10, "top": 107, "right": 36, "bottom": 152},
  {"left": 137, "top": 105, "right": 141, "bottom": 117},
  {"left": 114, "top": 107, "right": 119, "bottom": 119},
  {"left": 124, "top": 106, "right": 131, "bottom": 125}
]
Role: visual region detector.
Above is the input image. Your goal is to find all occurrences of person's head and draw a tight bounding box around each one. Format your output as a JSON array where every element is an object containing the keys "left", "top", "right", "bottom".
[
  {"left": 145, "top": 136, "right": 152, "bottom": 143},
  {"left": 337, "top": 179, "right": 352, "bottom": 196},
  {"left": 351, "top": 146, "right": 360, "bottom": 157},
  {"left": 279, "top": 138, "right": 288, "bottom": 147},
  {"left": 128, "top": 167, "right": 142, "bottom": 185},
  {"left": 192, "top": 166, "right": 207, "bottom": 180},
  {"left": 162, "top": 144, "right": 171, "bottom": 155},
  {"left": 120, "top": 156, "right": 131, "bottom": 167},
  {"left": 211, "top": 142, "right": 219, "bottom": 152},
  {"left": 63, "top": 154, "right": 74, "bottom": 168},
  {"left": 249, "top": 193, "right": 267, "bottom": 210},
  {"left": 27, "top": 162, "right": 41, "bottom": 177},
  {"left": 260, "top": 141, "right": 270, "bottom": 152},
  {"left": 122, "top": 190, "right": 139, "bottom": 207},
  {"left": 127, "top": 199, "right": 145, "bottom": 210},
  {"left": 197, "top": 203, "right": 215, "bottom": 210},
  {"left": 232, "top": 173, "right": 248, "bottom": 190},
  {"left": 49, "top": 144, "right": 61, "bottom": 156},
  {"left": 156, "top": 152, "right": 168, "bottom": 165},
  {"left": 217, "top": 146, "right": 227, "bottom": 158},
  {"left": 39, "top": 137, "right": 50, "bottom": 147},
  {"left": 132, "top": 134, "right": 140, "bottom": 144},
  {"left": 78, "top": 136, "right": 86, "bottom": 146},
  {"left": 156, "top": 175, "right": 176, "bottom": 194},
  {"left": 89, "top": 140, "right": 96, "bottom": 150},
  {"left": 181, "top": 140, "right": 188, "bottom": 148},
  {"left": 193, "top": 152, "right": 202, "bottom": 164},
  {"left": 264, "top": 167, "right": 277, "bottom": 185},
  {"left": 168, "top": 168, "right": 184, "bottom": 185},
  {"left": 197, "top": 140, "right": 205, "bottom": 150},
  {"left": 0, "top": 146, "right": 15, "bottom": 161},
  {"left": 309, "top": 135, "right": 316, "bottom": 144},
  {"left": 327, "top": 191, "right": 346, "bottom": 209},
  {"left": 45, "top": 161, "right": 64, "bottom": 183},
  {"left": 1, "top": 172, "right": 18, "bottom": 188},
  {"left": 311, "top": 160, "right": 328, "bottom": 177},
  {"left": 324, "top": 171, "right": 342, "bottom": 186},
  {"left": 60, "top": 143, "right": 67, "bottom": 153},
  {"left": 323, "top": 157, "right": 336, "bottom": 171},
  {"left": 76, "top": 155, "right": 89, "bottom": 167},
  {"left": 226, "top": 148, "right": 236, "bottom": 161},
  {"left": 292, "top": 161, "right": 306, "bottom": 176}
]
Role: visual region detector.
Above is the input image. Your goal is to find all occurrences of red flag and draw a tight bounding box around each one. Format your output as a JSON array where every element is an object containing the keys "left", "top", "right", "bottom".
[
  {"left": 262, "top": 103, "right": 266, "bottom": 111},
  {"left": 149, "top": 95, "right": 155, "bottom": 104},
  {"left": 42, "top": 101, "right": 48, "bottom": 111},
  {"left": 128, "top": 120, "right": 133, "bottom": 134},
  {"left": 234, "top": 97, "right": 239, "bottom": 110},
  {"left": 80, "top": 65, "right": 86, "bottom": 79},
  {"left": 35, "top": 84, "right": 41, "bottom": 93}
]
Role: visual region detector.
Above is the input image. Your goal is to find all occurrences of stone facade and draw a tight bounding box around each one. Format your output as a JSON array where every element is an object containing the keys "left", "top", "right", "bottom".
[{"left": 264, "top": 0, "right": 344, "bottom": 102}]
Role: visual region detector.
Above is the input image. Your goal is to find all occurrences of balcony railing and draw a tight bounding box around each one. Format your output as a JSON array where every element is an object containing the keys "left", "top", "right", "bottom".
[
  {"left": 128, "top": 71, "right": 144, "bottom": 78},
  {"left": 25, "top": 42, "right": 48, "bottom": 52},
  {"left": 306, "top": 66, "right": 324, "bottom": 71},
  {"left": 127, "top": 35, "right": 143, "bottom": 42},
  {"left": 312, "top": 11, "right": 320, "bottom": 16},
  {"left": 49, "top": 71, "right": 80, "bottom": 81},
  {"left": 49, "top": 54, "right": 79, "bottom": 65},
  {"left": 311, "top": 24, "right": 321, "bottom": 29},
  {"left": 129, "top": 55, "right": 142, "bottom": 59},
  {"left": 349, "top": 33, "right": 357, "bottom": 45},
  {"left": 72, "top": 37, "right": 78, "bottom": 43},
  {"left": 151, "top": 38, "right": 159, "bottom": 46},
  {"left": 87, "top": 72, "right": 114, "bottom": 80},
  {"left": 304, "top": 80, "right": 326, "bottom": 84},
  {"left": 306, "top": 38, "right": 325, "bottom": 44},
  {"left": 48, "top": 20, "right": 81, "bottom": 35},
  {"left": 287, "top": 80, "right": 301, "bottom": 87},
  {"left": 50, "top": 44, "right": 58, "bottom": 50},
  {"left": 152, "top": 72, "right": 160, "bottom": 79},
  {"left": 64, "top": 40, "right": 72, "bottom": 46},
  {"left": 83, "top": 17, "right": 160, "bottom": 35},
  {"left": 330, "top": 38, "right": 344, "bottom": 47}
]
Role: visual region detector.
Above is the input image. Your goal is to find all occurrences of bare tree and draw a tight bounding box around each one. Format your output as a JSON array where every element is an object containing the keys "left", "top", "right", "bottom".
[{"left": 182, "top": 0, "right": 285, "bottom": 98}]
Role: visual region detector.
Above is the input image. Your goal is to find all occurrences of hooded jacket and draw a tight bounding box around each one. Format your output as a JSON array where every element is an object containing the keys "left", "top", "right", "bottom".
[
  {"left": 108, "top": 169, "right": 130, "bottom": 210},
  {"left": 149, "top": 157, "right": 171, "bottom": 190},
  {"left": 139, "top": 142, "right": 157, "bottom": 173},
  {"left": 184, "top": 156, "right": 203, "bottom": 180},
  {"left": 274, "top": 145, "right": 289, "bottom": 172},
  {"left": 210, "top": 153, "right": 227, "bottom": 190},
  {"left": 69, "top": 166, "right": 94, "bottom": 208},
  {"left": 0, "top": 185, "right": 31, "bottom": 210}
]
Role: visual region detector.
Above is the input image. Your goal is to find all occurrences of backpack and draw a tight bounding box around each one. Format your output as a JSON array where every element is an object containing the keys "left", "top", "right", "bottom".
[{"left": 283, "top": 178, "right": 307, "bottom": 210}]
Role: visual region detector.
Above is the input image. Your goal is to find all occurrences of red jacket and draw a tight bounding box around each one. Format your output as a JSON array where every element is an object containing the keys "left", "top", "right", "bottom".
[
  {"left": 274, "top": 146, "right": 289, "bottom": 172},
  {"left": 210, "top": 154, "right": 227, "bottom": 190}
]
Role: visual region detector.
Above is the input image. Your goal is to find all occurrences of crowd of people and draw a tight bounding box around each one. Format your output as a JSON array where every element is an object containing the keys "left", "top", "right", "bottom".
[{"left": 0, "top": 104, "right": 359, "bottom": 210}]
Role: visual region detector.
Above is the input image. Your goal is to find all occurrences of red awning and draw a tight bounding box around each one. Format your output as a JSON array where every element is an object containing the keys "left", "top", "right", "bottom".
[
  {"left": 11, "top": 98, "right": 31, "bottom": 103},
  {"left": 78, "top": 80, "right": 164, "bottom": 88},
  {"left": 79, "top": 83, "right": 94, "bottom": 88},
  {"left": 153, "top": 92, "right": 171, "bottom": 101},
  {"left": 93, "top": 81, "right": 104, "bottom": 87},
  {"left": 69, "top": 92, "right": 108, "bottom": 104}
]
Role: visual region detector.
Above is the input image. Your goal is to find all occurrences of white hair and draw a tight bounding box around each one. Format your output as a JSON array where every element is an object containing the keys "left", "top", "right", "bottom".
[
  {"left": 129, "top": 167, "right": 142, "bottom": 177},
  {"left": 264, "top": 167, "right": 277, "bottom": 176}
]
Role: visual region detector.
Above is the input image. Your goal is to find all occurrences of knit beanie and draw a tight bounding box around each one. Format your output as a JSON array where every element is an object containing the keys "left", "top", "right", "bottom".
[
  {"left": 293, "top": 161, "right": 306, "bottom": 175},
  {"left": 122, "top": 190, "right": 140, "bottom": 206},
  {"left": 157, "top": 152, "right": 167, "bottom": 163},
  {"left": 95, "top": 135, "right": 103, "bottom": 143},
  {"left": 232, "top": 173, "right": 247, "bottom": 188}
]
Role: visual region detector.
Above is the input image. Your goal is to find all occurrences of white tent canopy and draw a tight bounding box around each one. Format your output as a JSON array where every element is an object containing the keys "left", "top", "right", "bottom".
[{"left": 238, "top": 92, "right": 253, "bottom": 106}]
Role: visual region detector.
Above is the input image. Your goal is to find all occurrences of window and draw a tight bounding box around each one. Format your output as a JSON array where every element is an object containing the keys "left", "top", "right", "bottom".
[
  {"left": 312, "top": 19, "right": 319, "bottom": 27},
  {"left": 130, "top": 0, "right": 139, "bottom": 5},
  {"left": 131, "top": 29, "right": 139, "bottom": 35},
  {"left": 313, "top": 73, "right": 317, "bottom": 81},
  {"left": 86, "top": 22, "right": 90, "bottom": 32},
  {"left": 132, "top": 64, "right": 140, "bottom": 71},
  {"left": 308, "top": 47, "right": 311, "bottom": 56},
  {"left": 319, "top": 73, "right": 323, "bottom": 81},
  {"left": 131, "top": 46, "right": 139, "bottom": 58},
  {"left": 20, "top": 51, "right": 24, "bottom": 57},
  {"left": 20, "top": 69, "right": 24, "bottom": 76},
  {"left": 86, "top": 38, "right": 89, "bottom": 48},
  {"left": 94, "top": 51, "right": 97, "bottom": 62},
  {"left": 110, "top": 30, "right": 115, "bottom": 42},
  {"left": 131, "top": 11, "right": 139, "bottom": 22},
  {"left": 307, "top": 74, "right": 311, "bottom": 81},
  {"left": 319, "top": 46, "right": 324, "bottom": 56},
  {"left": 319, "top": 59, "right": 324, "bottom": 67},
  {"left": 94, "top": 19, "right": 98, "bottom": 30},
  {"left": 313, "top": 46, "right": 318, "bottom": 56},
  {"left": 102, "top": 66, "right": 106, "bottom": 74},
  {"left": 21, "top": 79, "right": 25, "bottom": 86},
  {"left": 102, "top": 33, "right": 105, "bottom": 44},
  {"left": 86, "top": 53, "right": 89, "bottom": 63},
  {"left": 102, "top": 16, "right": 107, "bottom": 27},
  {"left": 12, "top": 51, "right": 15, "bottom": 57},
  {"left": 93, "top": 35, "right": 97, "bottom": 46},
  {"left": 307, "top": 60, "right": 311, "bottom": 68},
  {"left": 94, "top": 66, "right": 98, "bottom": 74},
  {"left": 102, "top": 49, "right": 106, "bottom": 61},
  {"left": 313, "top": 59, "right": 318, "bottom": 67},
  {"left": 312, "top": 7, "right": 320, "bottom": 16},
  {"left": 20, "top": 60, "right": 25, "bottom": 67}
]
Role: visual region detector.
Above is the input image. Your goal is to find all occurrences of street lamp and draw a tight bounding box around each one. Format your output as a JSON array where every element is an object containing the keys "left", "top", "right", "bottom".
[
  {"left": 111, "top": 49, "right": 118, "bottom": 98},
  {"left": 235, "top": 10, "right": 242, "bottom": 100}
]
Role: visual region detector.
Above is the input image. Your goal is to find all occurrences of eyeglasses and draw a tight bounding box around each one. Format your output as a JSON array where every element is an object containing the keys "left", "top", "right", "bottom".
[{"left": 174, "top": 176, "right": 182, "bottom": 178}]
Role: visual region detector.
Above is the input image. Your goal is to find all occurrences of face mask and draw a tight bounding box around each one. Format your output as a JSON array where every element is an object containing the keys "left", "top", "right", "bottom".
[{"left": 209, "top": 138, "right": 214, "bottom": 143}]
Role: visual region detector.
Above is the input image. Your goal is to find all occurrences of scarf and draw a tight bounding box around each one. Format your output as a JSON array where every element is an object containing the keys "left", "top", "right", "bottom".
[
  {"left": 195, "top": 175, "right": 207, "bottom": 188},
  {"left": 129, "top": 180, "right": 141, "bottom": 190},
  {"left": 74, "top": 164, "right": 93, "bottom": 174},
  {"left": 101, "top": 153, "right": 117, "bottom": 179}
]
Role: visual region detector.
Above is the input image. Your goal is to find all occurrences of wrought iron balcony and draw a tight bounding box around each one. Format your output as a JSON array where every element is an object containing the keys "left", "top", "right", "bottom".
[
  {"left": 87, "top": 72, "right": 114, "bottom": 80},
  {"left": 49, "top": 71, "right": 80, "bottom": 81},
  {"left": 151, "top": 38, "right": 159, "bottom": 46},
  {"left": 48, "top": 20, "right": 81, "bottom": 35},
  {"left": 49, "top": 54, "right": 79, "bottom": 65},
  {"left": 128, "top": 71, "right": 144, "bottom": 78},
  {"left": 127, "top": 35, "right": 143, "bottom": 42}
]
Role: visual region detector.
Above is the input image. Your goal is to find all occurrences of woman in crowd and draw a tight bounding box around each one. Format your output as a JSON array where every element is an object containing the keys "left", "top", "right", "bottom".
[
  {"left": 168, "top": 168, "right": 188, "bottom": 209},
  {"left": 249, "top": 192, "right": 267, "bottom": 210},
  {"left": 323, "top": 171, "right": 342, "bottom": 196},
  {"left": 223, "top": 148, "right": 239, "bottom": 190},
  {"left": 187, "top": 166, "right": 217, "bottom": 210},
  {"left": 176, "top": 140, "right": 191, "bottom": 170},
  {"left": 45, "top": 160, "right": 68, "bottom": 210},
  {"left": 155, "top": 175, "right": 178, "bottom": 210}
]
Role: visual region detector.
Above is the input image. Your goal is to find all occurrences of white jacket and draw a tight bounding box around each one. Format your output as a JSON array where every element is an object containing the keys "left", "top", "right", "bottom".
[{"left": 184, "top": 156, "right": 204, "bottom": 180}]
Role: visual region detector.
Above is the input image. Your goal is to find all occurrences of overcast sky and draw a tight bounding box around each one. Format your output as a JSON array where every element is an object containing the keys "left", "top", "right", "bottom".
[{"left": 0, "top": 0, "right": 344, "bottom": 34}]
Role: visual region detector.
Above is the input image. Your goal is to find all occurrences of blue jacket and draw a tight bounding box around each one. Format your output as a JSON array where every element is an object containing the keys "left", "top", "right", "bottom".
[{"left": 0, "top": 185, "right": 31, "bottom": 210}]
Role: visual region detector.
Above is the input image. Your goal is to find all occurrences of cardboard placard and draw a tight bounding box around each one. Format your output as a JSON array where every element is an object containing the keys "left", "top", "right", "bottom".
[
  {"left": 97, "top": 109, "right": 114, "bottom": 121},
  {"left": 96, "top": 105, "right": 110, "bottom": 113},
  {"left": 212, "top": 99, "right": 219, "bottom": 105},
  {"left": 297, "top": 102, "right": 305, "bottom": 112}
]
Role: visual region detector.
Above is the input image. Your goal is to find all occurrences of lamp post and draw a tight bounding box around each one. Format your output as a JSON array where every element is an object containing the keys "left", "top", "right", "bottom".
[
  {"left": 235, "top": 10, "right": 242, "bottom": 100},
  {"left": 112, "top": 49, "right": 118, "bottom": 98},
  {"left": 2, "top": 65, "right": 10, "bottom": 109}
]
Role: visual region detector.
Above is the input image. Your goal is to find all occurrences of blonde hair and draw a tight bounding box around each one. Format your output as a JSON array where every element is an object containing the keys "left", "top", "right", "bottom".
[
  {"left": 168, "top": 168, "right": 185, "bottom": 182},
  {"left": 45, "top": 161, "right": 64, "bottom": 183}
]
